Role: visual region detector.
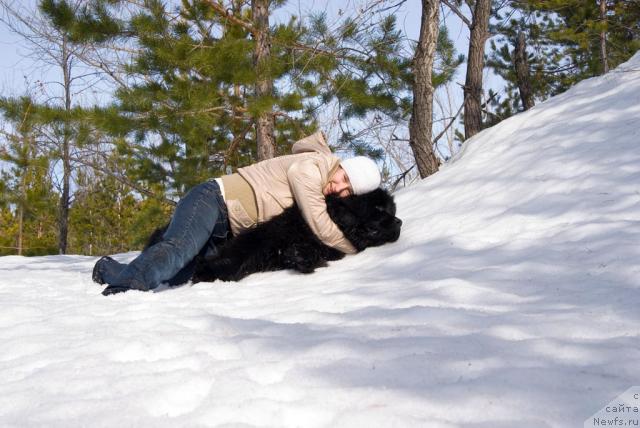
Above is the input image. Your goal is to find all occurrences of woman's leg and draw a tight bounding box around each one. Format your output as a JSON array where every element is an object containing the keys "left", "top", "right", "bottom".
[
  {"left": 102, "top": 180, "right": 228, "bottom": 295},
  {"left": 94, "top": 252, "right": 196, "bottom": 286}
]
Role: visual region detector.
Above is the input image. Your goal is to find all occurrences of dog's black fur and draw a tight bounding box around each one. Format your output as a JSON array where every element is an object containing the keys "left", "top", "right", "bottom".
[{"left": 148, "top": 188, "right": 401, "bottom": 283}]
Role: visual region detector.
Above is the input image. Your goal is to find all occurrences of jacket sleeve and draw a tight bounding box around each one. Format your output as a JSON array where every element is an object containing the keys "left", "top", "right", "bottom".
[{"left": 287, "top": 159, "right": 357, "bottom": 254}]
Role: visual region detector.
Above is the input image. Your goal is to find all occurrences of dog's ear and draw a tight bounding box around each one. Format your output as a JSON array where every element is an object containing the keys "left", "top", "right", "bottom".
[
  {"left": 369, "top": 188, "right": 396, "bottom": 217},
  {"left": 326, "top": 194, "right": 359, "bottom": 227}
]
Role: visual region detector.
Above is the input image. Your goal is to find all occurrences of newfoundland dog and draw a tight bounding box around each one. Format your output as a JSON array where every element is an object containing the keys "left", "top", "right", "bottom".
[{"left": 190, "top": 188, "right": 402, "bottom": 282}]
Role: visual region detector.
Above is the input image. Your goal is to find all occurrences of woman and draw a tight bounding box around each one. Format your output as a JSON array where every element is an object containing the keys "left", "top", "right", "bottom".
[{"left": 94, "top": 131, "right": 381, "bottom": 295}]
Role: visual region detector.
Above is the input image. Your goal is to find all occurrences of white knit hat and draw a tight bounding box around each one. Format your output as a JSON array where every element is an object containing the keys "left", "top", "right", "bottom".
[{"left": 340, "top": 157, "right": 381, "bottom": 195}]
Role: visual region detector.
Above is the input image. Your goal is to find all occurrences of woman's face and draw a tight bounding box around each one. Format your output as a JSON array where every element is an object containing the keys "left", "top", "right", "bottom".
[{"left": 323, "top": 166, "right": 353, "bottom": 198}]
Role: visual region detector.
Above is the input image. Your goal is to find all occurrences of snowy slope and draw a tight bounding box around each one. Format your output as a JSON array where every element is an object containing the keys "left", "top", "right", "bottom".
[{"left": 1, "top": 53, "right": 639, "bottom": 428}]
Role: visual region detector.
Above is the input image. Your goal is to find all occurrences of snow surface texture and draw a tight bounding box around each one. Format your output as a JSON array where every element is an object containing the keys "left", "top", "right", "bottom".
[{"left": 1, "top": 54, "right": 640, "bottom": 428}]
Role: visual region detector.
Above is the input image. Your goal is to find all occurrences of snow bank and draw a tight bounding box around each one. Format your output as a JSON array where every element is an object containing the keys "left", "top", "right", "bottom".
[{"left": 1, "top": 52, "right": 639, "bottom": 427}]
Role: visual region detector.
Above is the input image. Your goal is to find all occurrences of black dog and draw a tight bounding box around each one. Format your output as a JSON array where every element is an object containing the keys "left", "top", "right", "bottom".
[{"left": 190, "top": 188, "right": 401, "bottom": 282}]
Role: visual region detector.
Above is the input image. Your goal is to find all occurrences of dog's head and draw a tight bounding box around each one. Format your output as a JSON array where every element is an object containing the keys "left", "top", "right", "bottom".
[{"left": 326, "top": 188, "right": 402, "bottom": 252}]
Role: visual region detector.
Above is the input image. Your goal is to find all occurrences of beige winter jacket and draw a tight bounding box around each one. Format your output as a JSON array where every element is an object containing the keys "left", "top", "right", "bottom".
[{"left": 225, "top": 131, "right": 356, "bottom": 254}]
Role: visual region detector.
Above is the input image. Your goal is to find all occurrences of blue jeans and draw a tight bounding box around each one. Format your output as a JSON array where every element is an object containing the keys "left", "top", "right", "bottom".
[{"left": 101, "top": 180, "right": 229, "bottom": 292}]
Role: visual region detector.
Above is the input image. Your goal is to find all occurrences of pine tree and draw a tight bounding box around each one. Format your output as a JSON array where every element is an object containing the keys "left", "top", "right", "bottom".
[
  {"left": 533, "top": 0, "right": 640, "bottom": 76},
  {"left": 38, "top": 0, "right": 460, "bottom": 190},
  {"left": 299, "top": 10, "right": 461, "bottom": 166},
  {"left": 488, "top": 0, "right": 640, "bottom": 121},
  {"left": 0, "top": 0, "right": 110, "bottom": 254},
  {"left": 487, "top": 11, "right": 572, "bottom": 120},
  {"left": 0, "top": 97, "right": 59, "bottom": 256},
  {"left": 410, "top": 0, "right": 442, "bottom": 178},
  {"left": 39, "top": 0, "right": 327, "bottom": 196},
  {"left": 463, "top": 0, "right": 492, "bottom": 140},
  {"left": 69, "top": 169, "right": 134, "bottom": 255},
  {"left": 67, "top": 160, "right": 172, "bottom": 255}
]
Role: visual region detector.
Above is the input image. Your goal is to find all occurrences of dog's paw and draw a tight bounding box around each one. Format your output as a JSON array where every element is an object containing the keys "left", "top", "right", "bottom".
[{"left": 282, "top": 247, "right": 324, "bottom": 274}]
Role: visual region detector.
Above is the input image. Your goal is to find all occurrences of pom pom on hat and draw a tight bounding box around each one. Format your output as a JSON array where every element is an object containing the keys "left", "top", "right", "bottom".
[{"left": 340, "top": 156, "right": 381, "bottom": 195}]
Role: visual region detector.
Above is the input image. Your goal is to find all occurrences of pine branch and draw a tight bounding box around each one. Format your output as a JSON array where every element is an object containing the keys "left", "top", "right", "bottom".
[
  {"left": 378, "top": 0, "right": 409, "bottom": 14},
  {"left": 128, "top": 105, "right": 236, "bottom": 121}
]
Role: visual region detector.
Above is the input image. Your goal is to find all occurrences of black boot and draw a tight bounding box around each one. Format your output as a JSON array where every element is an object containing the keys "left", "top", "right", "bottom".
[
  {"left": 92, "top": 256, "right": 115, "bottom": 285},
  {"left": 102, "top": 284, "right": 131, "bottom": 295},
  {"left": 102, "top": 278, "right": 149, "bottom": 296}
]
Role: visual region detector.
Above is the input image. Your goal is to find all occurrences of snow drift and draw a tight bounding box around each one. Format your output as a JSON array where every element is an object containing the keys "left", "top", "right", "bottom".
[{"left": 1, "top": 52, "right": 639, "bottom": 427}]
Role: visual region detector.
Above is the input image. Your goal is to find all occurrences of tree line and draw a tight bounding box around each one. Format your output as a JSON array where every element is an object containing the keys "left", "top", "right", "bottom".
[{"left": 0, "top": 0, "right": 638, "bottom": 256}]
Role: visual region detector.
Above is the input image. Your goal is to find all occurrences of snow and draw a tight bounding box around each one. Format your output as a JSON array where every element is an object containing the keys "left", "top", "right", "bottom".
[{"left": 1, "top": 53, "right": 640, "bottom": 427}]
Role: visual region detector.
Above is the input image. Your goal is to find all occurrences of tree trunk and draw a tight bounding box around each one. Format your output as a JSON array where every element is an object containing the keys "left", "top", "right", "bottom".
[
  {"left": 514, "top": 31, "right": 535, "bottom": 110},
  {"left": 17, "top": 182, "right": 24, "bottom": 256},
  {"left": 252, "top": 0, "right": 275, "bottom": 161},
  {"left": 409, "top": 0, "right": 441, "bottom": 179},
  {"left": 58, "top": 37, "right": 71, "bottom": 254},
  {"left": 599, "top": 0, "right": 609, "bottom": 74},
  {"left": 463, "top": 0, "right": 491, "bottom": 140},
  {"left": 59, "top": 140, "right": 70, "bottom": 254},
  {"left": 17, "top": 133, "right": 33, "bottom": 256}
]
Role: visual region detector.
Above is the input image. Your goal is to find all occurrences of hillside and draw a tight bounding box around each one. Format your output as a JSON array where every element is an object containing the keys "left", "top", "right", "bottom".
[{"left": 1, "top": 52, "right": 639, "bottom": 427}]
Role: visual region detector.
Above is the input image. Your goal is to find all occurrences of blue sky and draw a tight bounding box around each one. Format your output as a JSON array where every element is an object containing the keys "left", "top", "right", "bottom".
[{"left": 0, "top": 17, "right": 33, "bottom": 97}]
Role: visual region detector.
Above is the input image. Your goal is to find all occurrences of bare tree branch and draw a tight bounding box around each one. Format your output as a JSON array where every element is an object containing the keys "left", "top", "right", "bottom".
[
  {"left": 433, "top": 97, "right": 464, "bottom": 145},
  {"left": 202, "top": 0, "right": 257, "bottom": 36},
  {"left": 441, "top": 0, "right": 472, "bottom": 27},
  {"left": 68, "top": 154, "right": 176, "bottom": 206}
]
